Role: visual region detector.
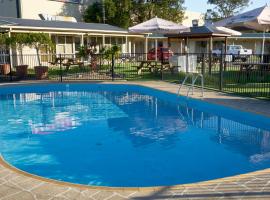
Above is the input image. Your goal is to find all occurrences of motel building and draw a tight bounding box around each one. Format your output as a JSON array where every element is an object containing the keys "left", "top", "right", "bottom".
[
  {"left": 0, "top": 0, "right": 204, "bottom": 59},
  {"left": 0, "top": 0, "right": 151, "bottom": 68},
  {"left": 0, "top": 0, "right": 269, "bottom": 65}
]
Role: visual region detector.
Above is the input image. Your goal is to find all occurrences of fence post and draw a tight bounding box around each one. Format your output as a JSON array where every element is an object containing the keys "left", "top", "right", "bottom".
[
  {"left": 201, "top": 53, "right": 205, "bottom": 75},
  {"left": 209, "top": 53, "right": 212, "bottom": 75},
  {"left": 111, "top": 53, "right": 115, "bottom": 81},
  {"left": 161, "top": 51, "right": 164, "bottom": 80},
  {"left": 219, "top": 53, "right": 224, "bottom": 91},
  {"left": 9, "top": 54, "right": 12, "bottom": 82},
  {"left": 59, "top": 54, "right": 63, "bottom": 82}
]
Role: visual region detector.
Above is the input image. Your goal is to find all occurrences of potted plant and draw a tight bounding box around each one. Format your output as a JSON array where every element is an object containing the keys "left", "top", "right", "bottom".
[
  {"left": 28, "top": 33, "right": 54, "bottom": 80},
  {"left": 11, "top": 33, "right": 31, "bottom": 78},
  {"left": 0, "top": 33, "right": 11, "bottom": 75}
]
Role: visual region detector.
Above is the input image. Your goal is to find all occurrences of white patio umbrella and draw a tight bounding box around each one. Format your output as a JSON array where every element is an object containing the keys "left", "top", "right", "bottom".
[
  {"left": 129, "top": 17, "right": 188, "bottom": 60},
  {"left": 129, "top": 16, "right": 188, "bottom": 34},
  {"left": 215, "top": 5, "right": 270, "bottom": 55}
]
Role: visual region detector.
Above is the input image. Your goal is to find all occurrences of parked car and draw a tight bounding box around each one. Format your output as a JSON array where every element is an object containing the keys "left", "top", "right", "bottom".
[
  {"left": 147, "top": 47, "right": 173, "bottom": 61},
  {"left": 213, "top": 45, "right": 252, "bottom": 62}
]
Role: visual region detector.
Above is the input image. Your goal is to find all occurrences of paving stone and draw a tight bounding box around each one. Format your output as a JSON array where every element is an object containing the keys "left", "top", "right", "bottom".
[
  {"left": 17, "top": 178, "right": 44, "bottom": 191},
  {"left": 51, "top": 197, "right": 68, "bottom": 200},
  {"left": 1, "top": 191, "right": 35, "bottom": 200},
  {"left": 91, "top": 191, "right": 115, "bottom": 200},
  {"left": 81, "top": 189, "right": 100, "bottom": 197},
  {"left": 31, "top": 183, "right": 69, "bottom": 197},
  {"left": 59, "top": 188, "right": 82, "bottom": 199},
  {"left": 106, "top": 194, "right": 128, "bottom": 200},
  {"left": 3, "top": 173, "right": 20, "bottom": 182},
  {"left": 0, "top": 170, "right": 11, "bottom": 179},
  {"left": 0, "top": 184, "right": 21, "bottom": 199},
  {"left": 114, "top": 191, "right": 137, "bottom": 198},
  {"left": 8, "top": 175, "right": 29, "bottom": 185}
]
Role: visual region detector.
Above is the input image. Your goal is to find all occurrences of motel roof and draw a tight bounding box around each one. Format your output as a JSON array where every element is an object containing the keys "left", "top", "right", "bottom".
[
  {"left": 0, "top": 16, "right": 132, "bottom": 34},
  {"left": 166, "top": 25, "right": 241, "bottom": 39}
]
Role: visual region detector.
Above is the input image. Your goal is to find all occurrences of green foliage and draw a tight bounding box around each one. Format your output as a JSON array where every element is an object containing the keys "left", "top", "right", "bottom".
[
  {"left": 83, "top": 0, "right": 122, "bottom": 27},
  {"left": 205, "top": 0, "right": 250, "bottom": 21},
  {"left": 0, "top": 33, "right": 11, "bottom": 47},
  {"left": 27, "top": 33, "right": 54, "bottom": 66},
  {"left": 8, "top": 33, "right": 31, "bottom": 49},
  {"left": 132, "top": 0, "right": 185, "bottom": 25},
  {"left": 100, "top": 45, "right": 121, "bottom": 59},
  {"left": 27, "top": 33, "right": 54, "bottom": 51},
  {"left": 76, "top": 46, "right": 88, "bottom": 59},
  {"left": 83, "top": 0, "right": 185, "bottom": 28}
]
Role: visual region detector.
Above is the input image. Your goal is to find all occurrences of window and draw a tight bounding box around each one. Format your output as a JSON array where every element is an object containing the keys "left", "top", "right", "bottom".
[
  {"left": 55, "top": 35, "right": 75, "bottom": 55},
  {"left": 58, "top": 36, "right": 65, "bottom": 44},
  {"left": 105, "top": 37, "right": 110, "bottom": 44},
  {"left": 74, "top": 37, "right": 81, "bottom": 52},
  {"left": 111, "top": 37, "right": 116, "bottom": 45}
]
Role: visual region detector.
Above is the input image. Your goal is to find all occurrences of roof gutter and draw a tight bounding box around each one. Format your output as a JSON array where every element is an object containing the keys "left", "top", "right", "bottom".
[{"left": 5, "top": 25, "right": 131, "bottom": 34}]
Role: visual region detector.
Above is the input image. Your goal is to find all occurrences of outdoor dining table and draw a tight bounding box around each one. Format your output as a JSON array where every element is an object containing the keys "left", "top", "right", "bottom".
[
  {"left": 232, "top": 62, "right": 270, "bottom": 81},
  {"left": 137, "top": 60, "right": 170, "bottom": 75}
]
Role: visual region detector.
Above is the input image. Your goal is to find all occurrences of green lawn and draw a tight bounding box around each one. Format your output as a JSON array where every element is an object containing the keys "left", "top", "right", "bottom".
[{"left": 22, "top": 62, "right": 270, "bottom": 99}]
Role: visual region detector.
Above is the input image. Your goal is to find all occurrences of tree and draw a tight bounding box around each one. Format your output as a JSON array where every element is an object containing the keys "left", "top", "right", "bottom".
[
  {"left": 83, "top": 0, "right": 131, "bottom": 28},
  {"left": 27, "top": 33, "right": 54, "bottom": 66},
  {"left": 9, "top": 33, "right": 30, "bottom": 64},
  {"left": 83, "top": 0, "right": 185, "bottom": 28},
  {"left": 132, "top": 0, "right": 185, "bottom": 25},
  {"left": 0, "top": 33, "right": 8, "bottom": 47},
  {"left": 205, "top": 0, "right": 250, "bottom": 22}
]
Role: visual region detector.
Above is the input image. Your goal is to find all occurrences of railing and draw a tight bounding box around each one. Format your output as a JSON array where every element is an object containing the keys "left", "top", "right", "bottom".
[{"left": 0, "top": 52, "right": 269, "bottom": 99}]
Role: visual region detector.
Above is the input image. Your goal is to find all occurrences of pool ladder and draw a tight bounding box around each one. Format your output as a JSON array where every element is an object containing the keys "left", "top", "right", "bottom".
[{"left": 177, "top": 73, "right": 204, "bottom": 98}]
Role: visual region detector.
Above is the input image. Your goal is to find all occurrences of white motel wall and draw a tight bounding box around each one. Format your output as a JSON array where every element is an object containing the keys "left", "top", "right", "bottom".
[{"left": 0, "top": 0, "right": 93, "bottom": 21}]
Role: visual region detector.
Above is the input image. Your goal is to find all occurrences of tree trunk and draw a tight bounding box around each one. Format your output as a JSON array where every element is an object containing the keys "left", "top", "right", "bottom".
[
  {"left": 19, "top": 47, "right": 24, "bottom": 65},
  {"left": 36, "top": 48, "right": 41, "bottom": 66}
]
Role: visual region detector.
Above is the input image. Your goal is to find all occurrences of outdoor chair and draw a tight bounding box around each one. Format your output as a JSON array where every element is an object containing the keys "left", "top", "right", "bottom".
[{"left": 49, "top": 57, "right": 64, "bottom": 66}]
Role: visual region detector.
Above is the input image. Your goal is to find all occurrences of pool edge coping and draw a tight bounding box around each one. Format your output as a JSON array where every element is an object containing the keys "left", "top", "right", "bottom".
[
  {"left": 0, "top": 81, "right": 270, "bottom": 192},
  {"left": 1, "top": 154, "right": 270, "bottom": 192}
]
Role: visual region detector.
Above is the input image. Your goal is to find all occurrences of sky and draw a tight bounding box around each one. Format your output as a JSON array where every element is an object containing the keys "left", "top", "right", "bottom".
[{"left": 184, "top": 0, "right": 270, "bottom": 13}]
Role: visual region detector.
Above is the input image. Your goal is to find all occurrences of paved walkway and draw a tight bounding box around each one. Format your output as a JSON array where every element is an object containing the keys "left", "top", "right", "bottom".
[{"left": 0, "top": 81, "right": 270, "bottom": 200}]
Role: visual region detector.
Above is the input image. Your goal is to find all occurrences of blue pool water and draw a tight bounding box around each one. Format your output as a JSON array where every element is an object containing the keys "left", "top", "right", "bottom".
[{"left": 0, "top": 83, "right": 270, "bottom": 187}]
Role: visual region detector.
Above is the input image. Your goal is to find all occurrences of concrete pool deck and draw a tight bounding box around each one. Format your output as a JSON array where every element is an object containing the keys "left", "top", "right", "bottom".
[{"left": 0, "top": 81, "right": 270, "bottom": 200}]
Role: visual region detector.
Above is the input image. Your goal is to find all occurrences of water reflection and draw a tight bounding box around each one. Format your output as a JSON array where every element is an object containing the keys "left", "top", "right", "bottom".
[
  {"left": 0, "top": 89, "right": 270, "bottom": 164},
  {"left": 0, "top": 91, "right": 127, "bottom": 136},
  {"left": 104, "top": 92, "right": 270, "bottom": 162}
]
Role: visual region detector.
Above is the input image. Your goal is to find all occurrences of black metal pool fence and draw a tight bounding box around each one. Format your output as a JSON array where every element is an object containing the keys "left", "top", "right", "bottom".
[{"left": 0, "top": 52, "right": 269, "bottom": 99}]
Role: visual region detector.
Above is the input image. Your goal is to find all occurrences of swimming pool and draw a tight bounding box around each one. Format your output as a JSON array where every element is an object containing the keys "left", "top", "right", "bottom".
[{"left": 0, "top": 83, "right": 269, "bottom": 187}]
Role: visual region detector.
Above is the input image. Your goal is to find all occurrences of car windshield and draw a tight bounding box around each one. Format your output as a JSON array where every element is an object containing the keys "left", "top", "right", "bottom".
[
  {"left": 161, "top": 48, "right": 169, "bottom": 51},
  {"left": 233, "top": 46, "right": 242, "bottom": 50}
]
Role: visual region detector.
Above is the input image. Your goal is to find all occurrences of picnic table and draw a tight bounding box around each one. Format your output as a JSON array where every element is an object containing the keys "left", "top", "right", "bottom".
[
  {"left": 232, "top": 62, "right": 270, "bottom": 71},
  {"left": 48, "top": 57, "right": 65, "bottom": 66},
  {"left": 232, "top": 62, "right": 270, "bottom": 80},
  {"left": 63, "top": 58, "right": 84, "bottom": 71},
  {"left": 137, "top": 60, "right": 170, "bottom": 75}
]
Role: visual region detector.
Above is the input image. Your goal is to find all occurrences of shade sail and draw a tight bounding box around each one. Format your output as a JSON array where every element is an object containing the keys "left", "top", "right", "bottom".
[
  {"left": 129, "top": 17, "right": 188, "bottom": 34},
  {"left": 215, "top": 5, "right": 270, "bottom": 31}
]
